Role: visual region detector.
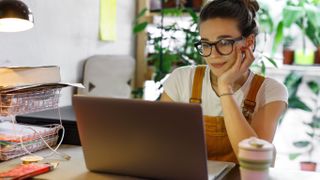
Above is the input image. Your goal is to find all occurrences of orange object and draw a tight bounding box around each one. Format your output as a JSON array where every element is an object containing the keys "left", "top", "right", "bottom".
[{"left": 0, "top": 163, "right": 53, "bottom": 180}]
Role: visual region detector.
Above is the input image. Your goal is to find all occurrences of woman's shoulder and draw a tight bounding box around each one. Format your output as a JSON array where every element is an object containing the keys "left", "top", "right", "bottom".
[
  {"left": 171, "top": 65, "right": 197, "bottom": 74},
  {"left": 257, "top": 75, "right": 289, "bottom": 104},
  {"left": 263, "top": 76, "right": 287, "bottom": 91}
]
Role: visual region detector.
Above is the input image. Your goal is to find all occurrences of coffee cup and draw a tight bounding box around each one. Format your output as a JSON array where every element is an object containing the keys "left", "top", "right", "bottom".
[{"left": 238, "top": 137, "right": 274, "bottom": 180}]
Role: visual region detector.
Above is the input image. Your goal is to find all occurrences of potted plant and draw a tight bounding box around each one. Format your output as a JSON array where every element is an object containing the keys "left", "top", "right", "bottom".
[
  {"left": 272, "top": 0, "right": 320, "bottom": 65},
  {"left": 283, "top": 35, "right": 295, "bottom": 65},
  {"left": 289, "top": 80, "right": 320, "bottom": 171}
]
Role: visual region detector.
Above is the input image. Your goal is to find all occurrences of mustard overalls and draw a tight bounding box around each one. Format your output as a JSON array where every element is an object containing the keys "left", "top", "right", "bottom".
[{"left": 189, "top": 65, "right": 265, "bottom": 163}]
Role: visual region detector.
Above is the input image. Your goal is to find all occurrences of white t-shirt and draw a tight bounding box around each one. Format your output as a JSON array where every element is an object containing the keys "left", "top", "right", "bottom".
[{"left": 163, "top": 65, "right": 288, "bottom": 116}]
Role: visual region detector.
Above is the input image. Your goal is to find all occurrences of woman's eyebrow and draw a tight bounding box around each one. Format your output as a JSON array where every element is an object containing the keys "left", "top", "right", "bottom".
[
  {"left": 200, "top": 38, "right": 209, "bottom": 41},
  {"left": 200, "top": 35, "right": 234, "bottom": 41},
  {"left": 217, "top": 35, "right": 233, "bottom": 39}
]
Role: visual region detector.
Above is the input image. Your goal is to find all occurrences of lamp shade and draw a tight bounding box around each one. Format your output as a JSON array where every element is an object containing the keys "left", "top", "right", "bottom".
[{"left": 0, "top": 0, "right": 33, "bottom": 32}]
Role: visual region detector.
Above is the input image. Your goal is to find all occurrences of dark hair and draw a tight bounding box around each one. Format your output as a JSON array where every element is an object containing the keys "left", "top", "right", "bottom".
[{"left": 199, "top": 0, "right": 260, "bottom": 37}]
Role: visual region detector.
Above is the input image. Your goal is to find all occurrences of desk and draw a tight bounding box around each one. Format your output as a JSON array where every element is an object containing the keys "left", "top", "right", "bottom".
[{"left": 1, "top": 145, "right": 320, "bottom": 180}]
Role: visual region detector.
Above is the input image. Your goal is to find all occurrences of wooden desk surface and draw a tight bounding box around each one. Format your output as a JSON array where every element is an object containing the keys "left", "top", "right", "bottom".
[{"left": 1, "top": 145, "right": 320, "bottom": 180}]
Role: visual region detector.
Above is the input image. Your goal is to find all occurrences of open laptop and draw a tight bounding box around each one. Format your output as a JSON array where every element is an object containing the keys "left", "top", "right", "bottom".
[{"left": 72, "top": 95, "right": 235, "bottom": 180}]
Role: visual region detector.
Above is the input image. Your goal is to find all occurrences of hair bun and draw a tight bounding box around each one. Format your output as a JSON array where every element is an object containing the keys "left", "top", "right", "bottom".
[{"left": 243, "top": 0, "right": 260, "bottom": 15}]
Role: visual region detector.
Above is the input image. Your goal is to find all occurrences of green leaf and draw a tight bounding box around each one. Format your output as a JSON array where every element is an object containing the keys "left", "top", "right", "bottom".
[
  {"left": 307, "top": 118, "right": 320, "bottom": 128},
  {"left": 288, "top": 97, "right": 312, "bottom": 111},
  {"left": 133, "top": 22, "right": 148, "bottom": 33},
  {"left": 307, "top": 132, "right": 315, "bottom": 138},
  {"left": 284, "top": 72, "right": 303, "bottom": 98},
  {"left": 272, "top": 22, "right": 284, "bottom": 54},
  {"left": 135, "top": 8, "right": 148, "bottom": 21},
  {"left": 302, "top": 20, "right": 320, "bottom": 46},
  {"left": 283, "top": 6, "right": 304, "bottom": 27},
  {"left": 289, "top": 153, "right": 302, "bottom": 160},
  {"left": 185, "top": 8, "right": 198, "bottom": 23},
  {"left": 162, "top": 8, "right": 182, "bottom": 16},
  {"left": 263, "top": 55, "right": 278, "bottom": 68},
  {"left": 261, "top": 60, "right": 266, "bottom": 76},
  {"left": 293, "top": 141, "right": 310, "bottom": 148},
  {"left": 307, "top": 81, "right": 319, "bottom": 95},
  {"left": 305, "top": 4, "right": 320, "bottom": 29}
]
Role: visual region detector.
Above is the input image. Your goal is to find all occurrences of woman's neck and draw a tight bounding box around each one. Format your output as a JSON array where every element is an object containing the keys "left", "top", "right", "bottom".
[{"left": 210, "top": 70, "right": 250, "bottom": 92}]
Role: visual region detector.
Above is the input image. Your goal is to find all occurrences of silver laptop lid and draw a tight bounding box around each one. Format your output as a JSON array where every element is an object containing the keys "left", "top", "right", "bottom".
[{"left": 73, "top": 95, "right": 208, "bottom": 180}]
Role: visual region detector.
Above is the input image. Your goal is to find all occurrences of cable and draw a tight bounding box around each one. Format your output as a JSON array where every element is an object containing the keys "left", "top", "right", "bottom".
[{"left": 12, "top": 90, "right": 71, "bottom": 161}]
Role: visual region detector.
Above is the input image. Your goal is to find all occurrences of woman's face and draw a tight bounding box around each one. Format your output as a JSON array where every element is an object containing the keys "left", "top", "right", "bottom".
[{"left": 199, "top": 18, "right": 245, "bottom": 77}]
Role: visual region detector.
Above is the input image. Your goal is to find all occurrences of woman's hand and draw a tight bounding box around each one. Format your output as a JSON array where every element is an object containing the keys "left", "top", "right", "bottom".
[{"left": 217, "top": 45, "right": 255, "bottom": 94}]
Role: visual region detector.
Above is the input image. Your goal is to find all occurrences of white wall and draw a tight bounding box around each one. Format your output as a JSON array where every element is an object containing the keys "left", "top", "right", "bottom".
[{"left": 0, "top": 0, "right": 136, "bottom": 106}]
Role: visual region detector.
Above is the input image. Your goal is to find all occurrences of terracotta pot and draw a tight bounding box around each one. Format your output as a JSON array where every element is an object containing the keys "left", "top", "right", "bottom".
[
  {"left": 145, "top": 65, "right": 154, "bottom": 80},
  {"left": 314, "top": 47, "right": 320, "bottom": 64},
  {"left": 283, "top": 49, "right": 294, "bottom": 65},
  {"left": 300, "top": 161, "right": 317, "bottom": 171}
]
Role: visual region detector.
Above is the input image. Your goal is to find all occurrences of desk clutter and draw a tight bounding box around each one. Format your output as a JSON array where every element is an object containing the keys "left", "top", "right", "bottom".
[
  {"left": 16, "top": 106, "right": 80, "bottom": 145},
  {"left": 0, "top": 66, "right": 83, "bottom": 162},
  {"left": 0, "top": 122, "right": 60, "bottom": 161}
]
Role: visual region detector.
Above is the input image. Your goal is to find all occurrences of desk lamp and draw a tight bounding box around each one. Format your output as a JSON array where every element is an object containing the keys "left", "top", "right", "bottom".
[{"left": 0, "top": 0, "right": 33, "bottom": 32}]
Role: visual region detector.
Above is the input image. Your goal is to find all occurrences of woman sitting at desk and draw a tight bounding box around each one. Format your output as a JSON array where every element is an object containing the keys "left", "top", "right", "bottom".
[{"left": 161, "top": 0, "right": 288, "bottom": 163}]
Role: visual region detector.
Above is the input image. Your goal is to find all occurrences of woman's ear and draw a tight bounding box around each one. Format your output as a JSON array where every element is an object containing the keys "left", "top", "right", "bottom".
[{"left": 245, "top": 34, "right": 255, "bottom": 49}]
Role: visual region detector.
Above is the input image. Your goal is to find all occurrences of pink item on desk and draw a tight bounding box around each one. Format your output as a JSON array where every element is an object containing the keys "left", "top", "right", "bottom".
[
  {"left": 0, "top": 163, "right": 53, "bottom": 180},
  {"left": 238, "top": 137, "right": 274, "bottom": 180}
]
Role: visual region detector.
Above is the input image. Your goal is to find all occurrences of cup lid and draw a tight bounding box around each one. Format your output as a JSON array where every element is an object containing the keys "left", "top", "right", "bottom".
[{"left": 238, "top": 137, "right": 274, "bottom": 151}]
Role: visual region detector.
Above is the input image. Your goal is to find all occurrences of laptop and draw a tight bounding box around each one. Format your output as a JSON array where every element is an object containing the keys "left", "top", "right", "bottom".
[{"left": 72, "top": 95, "right": 235, "bottom": 180}]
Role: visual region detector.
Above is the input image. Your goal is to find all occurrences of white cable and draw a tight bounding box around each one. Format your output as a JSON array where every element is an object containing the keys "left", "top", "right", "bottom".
[{"left": 14, "top": 89, "right": 71, "bottom": 160}]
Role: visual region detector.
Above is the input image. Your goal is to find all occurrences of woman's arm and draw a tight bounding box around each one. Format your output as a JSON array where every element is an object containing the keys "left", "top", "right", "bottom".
[
  {"left": 220, "top": 93, "right": 286, "bottom": 156},
  {"left": 218, "top": 44, "right": 287, "bottom": 157}
]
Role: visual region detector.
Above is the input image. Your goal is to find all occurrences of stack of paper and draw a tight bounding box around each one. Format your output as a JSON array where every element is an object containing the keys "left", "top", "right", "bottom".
[
  {"left": 0, "top": 121, "right": 60, "bottom": 161},
  {"left": 0, "top": 66, "right": 84, "bottom": 116}
]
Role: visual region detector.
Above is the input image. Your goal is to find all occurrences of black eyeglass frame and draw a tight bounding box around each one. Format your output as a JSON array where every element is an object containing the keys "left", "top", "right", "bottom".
[{"left": 194, "top": 36, "right": 245, "bottom": 57}]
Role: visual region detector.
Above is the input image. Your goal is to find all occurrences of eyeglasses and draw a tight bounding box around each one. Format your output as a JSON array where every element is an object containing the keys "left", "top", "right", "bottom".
[{"left": 194, "top": 36, "right": 244, "bottom": 57}]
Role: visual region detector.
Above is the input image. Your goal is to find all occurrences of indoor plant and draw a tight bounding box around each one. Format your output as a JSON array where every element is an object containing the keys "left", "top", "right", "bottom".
[
  {"left": 272, "top": 0, "right": 320, "bottom": 64},
  {"left": 289, "top": 79, "right": 320, "bottom": 171},
  {"left": 280, "top": 71, "right": 312, "bottom": 125}
]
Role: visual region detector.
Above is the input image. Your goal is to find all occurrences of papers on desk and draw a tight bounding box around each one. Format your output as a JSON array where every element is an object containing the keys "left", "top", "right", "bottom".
[
  {"left": 207, "top": 160, "right": 235, "bottom": 180},
  {"left": 0, "top": 121, "right": 60, "bottom": 161},
  {"left": 0, "top": 66, "right": 84, "bottom": 116}
]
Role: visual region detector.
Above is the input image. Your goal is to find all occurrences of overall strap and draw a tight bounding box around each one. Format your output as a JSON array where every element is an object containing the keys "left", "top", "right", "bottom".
[
  {"left": 242, "top": 73, "right": 265, "bottom": 121},
  {"left": 189, "top": 65, "right": 207, "bottom": 104}
]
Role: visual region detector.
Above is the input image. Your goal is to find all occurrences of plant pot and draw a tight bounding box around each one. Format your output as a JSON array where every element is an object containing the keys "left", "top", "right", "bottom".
[
  {"left": 294, "top": 50, "right": 315, "bottom": 65},
  {"left": 145, "top": 65, "right": 154, "bottom": 80},
  {"left": 300, "top": 161, "right": 317, "bottom": 171},
  {"left": 283, "top": 49, "right": 294, "bottom": 65},
  {"left": 315, "top": 47, "right": 320, "bottom": 64}
]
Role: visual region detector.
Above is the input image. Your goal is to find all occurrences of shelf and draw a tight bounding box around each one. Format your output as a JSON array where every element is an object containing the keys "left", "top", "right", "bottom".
[{"left": 266, "top": 64, "right": 320, "bottom": 77}]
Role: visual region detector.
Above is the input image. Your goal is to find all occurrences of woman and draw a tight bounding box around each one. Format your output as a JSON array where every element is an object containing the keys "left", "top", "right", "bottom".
[{"left": 161, "top": 0, "right": 288, "bottom": 163}]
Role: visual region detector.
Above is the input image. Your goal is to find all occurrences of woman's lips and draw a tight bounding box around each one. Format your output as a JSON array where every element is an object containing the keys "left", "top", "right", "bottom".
[{"left": 211, "top": 62, "right": 226, "bottom": 69}]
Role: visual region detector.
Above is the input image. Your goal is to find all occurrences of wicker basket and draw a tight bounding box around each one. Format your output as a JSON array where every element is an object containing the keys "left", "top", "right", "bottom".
[{"left": 0, "top": 87, "right": 61, "bottom": 116}]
